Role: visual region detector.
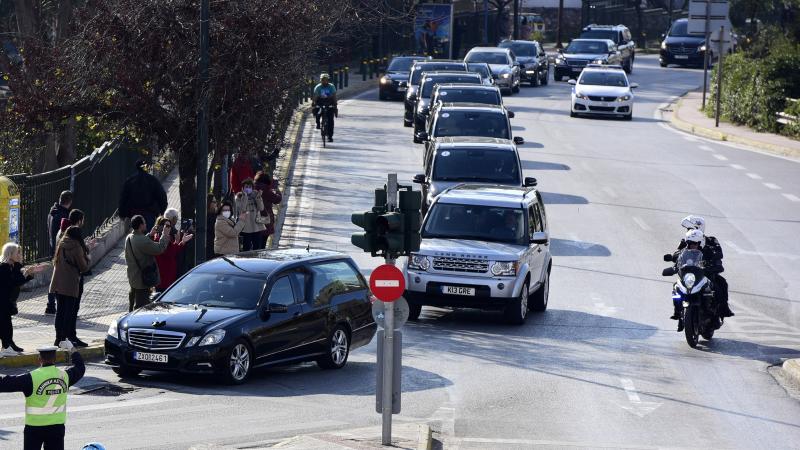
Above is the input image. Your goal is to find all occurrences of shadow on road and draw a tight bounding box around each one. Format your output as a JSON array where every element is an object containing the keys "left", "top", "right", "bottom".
[
  {"left": 540, "top": 191, "right": 589, "bottom": 204},
  {"left": 550, "top": 238, "right": 612, "bottom": 257},
  {"left": 699, "top": 338, "right": 800, "bottom": 364},
  {"left": 521, "top": 160, "right": 570, "bottom": 171}
]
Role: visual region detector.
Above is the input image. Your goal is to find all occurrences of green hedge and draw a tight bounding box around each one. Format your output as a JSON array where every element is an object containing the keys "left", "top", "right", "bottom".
[{"left": 706, "top": 37, "right": 800, "bottom": 139}]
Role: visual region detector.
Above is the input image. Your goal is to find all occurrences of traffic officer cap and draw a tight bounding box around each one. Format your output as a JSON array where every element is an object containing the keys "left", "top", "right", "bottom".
[{"left": 37, "top": 345, "right": 59, "bottom": 353}]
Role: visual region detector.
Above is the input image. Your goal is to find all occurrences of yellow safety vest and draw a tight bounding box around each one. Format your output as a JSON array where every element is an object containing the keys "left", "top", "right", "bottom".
[{"left": 25, "top": 365, "right": 69, "bottom": 426}]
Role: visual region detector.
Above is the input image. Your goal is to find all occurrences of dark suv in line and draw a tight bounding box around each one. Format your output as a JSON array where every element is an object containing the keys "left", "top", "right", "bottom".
[
  {"left": 659, "top": 18, "right": 712, "bottom": 68},
  {"left": 104, "top": 249, "right": 377, "bottom": 384},
  {"left": 579, "top": 24, "right": 635, "bottom": 73},
  {"left": 413, "top": 71, "right": 483, "bottom": 143},
  {"left": 404, "top": 61, "right": 468, "bottom": 127},
  {"left": 379, "top": 55, "right": 429, "bottom": 100}
]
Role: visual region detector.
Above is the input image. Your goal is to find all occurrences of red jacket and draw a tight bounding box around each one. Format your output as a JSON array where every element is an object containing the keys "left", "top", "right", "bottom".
[
  {"left": 229, "top": 157, "right": 255, "bottom": 194},
  {"left": 153, "top": 233, "right": 185, "bottom": 290}
]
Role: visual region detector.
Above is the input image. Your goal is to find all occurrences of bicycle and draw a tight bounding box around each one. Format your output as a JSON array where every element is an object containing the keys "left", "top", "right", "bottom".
[{"left": 319, "top": 104, "right": 333, "bottom": 148}]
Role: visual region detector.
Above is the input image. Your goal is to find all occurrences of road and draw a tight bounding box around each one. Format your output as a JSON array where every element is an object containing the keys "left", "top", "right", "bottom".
[{"left": 1, "top": 55, "right": 798, "bottom": 449}]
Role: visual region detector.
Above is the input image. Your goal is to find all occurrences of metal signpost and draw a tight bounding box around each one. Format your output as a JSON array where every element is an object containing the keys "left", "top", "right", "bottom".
[
  {"left": 710, "top": 26, "right": 731, "bottom": 127},
  {"left": 688, "top": 0, "right": 729, "bottom": 109}
]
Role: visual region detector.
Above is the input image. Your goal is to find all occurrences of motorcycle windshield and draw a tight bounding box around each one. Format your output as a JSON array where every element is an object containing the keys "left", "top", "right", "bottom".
[{"left": 677, "top": 249, "right": 703, "bottom": 269}]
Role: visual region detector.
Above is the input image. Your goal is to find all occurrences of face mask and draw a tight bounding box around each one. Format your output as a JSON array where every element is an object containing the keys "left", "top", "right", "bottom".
[
  {"left": 222, "top": 211, "right": 232, "bottom": 219},
  {"left": 244, "top": 187, "right": 253, "bottom": 195}
]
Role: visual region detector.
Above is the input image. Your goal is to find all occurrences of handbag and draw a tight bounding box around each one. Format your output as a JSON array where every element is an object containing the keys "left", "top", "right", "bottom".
[{"left": 126, "top": 237, "right": 159, "bottom": 288}]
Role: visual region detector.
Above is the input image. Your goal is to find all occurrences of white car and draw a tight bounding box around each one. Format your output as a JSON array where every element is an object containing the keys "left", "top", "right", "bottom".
[{"left": 568, "top": 65, "right": 638, "bottom": 120}]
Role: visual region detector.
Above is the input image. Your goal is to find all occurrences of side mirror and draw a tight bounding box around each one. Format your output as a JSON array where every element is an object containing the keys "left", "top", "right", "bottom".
[
  {"left": 630, "top": 82, "right": 639, "bottom": 89},
  {"left": 513, "top": 136, "right": 525, "bottom": 145},
  {"left": 413, "top": 174, "right": 426, "bottom": 184},
  {"left": 523, "top": 177, "right": 537, "bottom": 187},
  {"left": 258, "top": 307, "right": 271, "bottom": 321},
  {"left": 663, "top": 253, "right": 673, "bottom": 262},
  {"left": 531, "top": 231, "right": 548, "bottom": 245},
  {"left": 567, "top": 79, "right": 577, "bottom": 85},
  {"left": 507, "top": 110, "right": 515, "bottom": 118},
  {"left": 662, "top": 267, "right": 676, "bottom": 277},
  {"left": 269, "top": 303, "right": 289, "bottom": 314}
]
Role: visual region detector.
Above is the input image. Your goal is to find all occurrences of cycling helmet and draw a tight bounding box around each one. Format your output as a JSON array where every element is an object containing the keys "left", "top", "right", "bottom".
[
  {"left": 681, "top": 215, "right": 706, "bottom": 233},
  {"left": 82, "top": 444, "right": 106, "bottom": 450},
  {"left": 320, "top": 73, "right": 330, "bottom": 81},
  {"left": 685, "top": 229, "right": 704, "bottom": 245}
]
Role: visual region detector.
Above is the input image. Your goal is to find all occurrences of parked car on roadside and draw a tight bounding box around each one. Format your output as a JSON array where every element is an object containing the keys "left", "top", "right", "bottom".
[
  {"left": 553, "top": 39, "right": 622, "bottom": 81},
  {"left": 498, "top": 40, "right": 550, "bottom": 86},
  {"left": 379, "top": 55, "right": 429, "bottom": 100},
  {"left": 413, "top": 72, "right": 483, "bottom": 143},
  {"left": 403, "top": 184, "right": 552, "bottom": 324},
  {"left": 464, "top": 47, "right": 521, "bottom": 95},
  {"left": 404, "top": 60, "right": 468, "bottom": 127},
  {"left": 659, "top": 18, "right": 713, "bottom": 68},
  {"left": 105, "top": 249, "right": 377, "bottom": 384},
  {"left": 568, "top": 64, "right": 638, "bottom": 120},
  {"left": 579, "top": 24, "right": 635, "bottom": 73}
]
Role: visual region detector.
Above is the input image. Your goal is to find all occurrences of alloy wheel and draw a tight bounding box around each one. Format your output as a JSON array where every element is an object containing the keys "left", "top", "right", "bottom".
[
  {"left": 331, "top": 329, "right": 348, "bottom": 366},
  {"left": 229, "top": 343, "right": 251, "bottom": 381},
  {"left": 521, "top": 283, "right": 529, "bottom": 319}
]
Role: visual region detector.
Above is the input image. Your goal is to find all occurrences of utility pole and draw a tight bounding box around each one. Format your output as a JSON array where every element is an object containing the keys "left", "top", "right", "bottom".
[
  {"left": 556, "top": 0, "right": 564, "bottom": 48},
  {"left": 513, "top": 0, "right": 520, "bottom": 40},
  {"left": 701, "top": 0, "right": 710, "bottom": 109},
  {"left": 483, "top": 0, "right": 489, "bottom": 44},
  {"left": 195, "top": 0, "right": 209, "bottom": 265}
]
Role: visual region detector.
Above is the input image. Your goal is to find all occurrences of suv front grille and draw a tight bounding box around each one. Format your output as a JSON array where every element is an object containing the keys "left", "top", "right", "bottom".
[
  {"left": 668, "top": 44, "right": 697, "bottom": 55},
  {"left": 432, "top": 257, "right": 489, "bottom": 273},
  {"left": 128, "top": 329, "right": 185, "bottom": 350},
  {"left": 588, "top": 96, "right": 617, "bottom": 102},
  {"left": 567, "top": 59, "right": 589, "bottom": 67}
]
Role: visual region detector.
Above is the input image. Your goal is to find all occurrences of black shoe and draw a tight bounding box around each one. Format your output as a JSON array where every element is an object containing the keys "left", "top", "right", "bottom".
[
  {"left": 720, "top": 305, "right": 735, "bottom": 317},
  {"left": 316, "top": 123, "right": 321, "bottom": 129},
  {"left": 45, "top": 306, "right": 56, "bottom": 315},
  {"left": 669, "top": 313, "right": 680, "bottom": 320},
  {"left": 71, "top": 339, "right": 89, "bottom": 348},
  {"left": 328, "top": 136, "right": 333, "bottom": 142},
  {"left": 677, "top": 320, "right": 684, "bottom": 332},
  {"left": 10, "top": 343, "right": 24, "bottom": 353}
]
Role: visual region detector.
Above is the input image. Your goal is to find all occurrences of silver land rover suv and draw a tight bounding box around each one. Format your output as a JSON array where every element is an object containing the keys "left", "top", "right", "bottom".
[{"left": 403, "top": 185, "right": 551, "bottom": 324}]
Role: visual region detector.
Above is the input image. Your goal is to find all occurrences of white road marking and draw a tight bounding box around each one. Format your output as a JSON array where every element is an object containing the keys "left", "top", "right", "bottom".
[
  {"left": 713, "top": 154, "right": 728, "bottom": 161},
  {"left": 730, "top": 164, "right": 746, "bottom": 170},
  {"left": 632, "top": 216, "right": 652, "bottom": 231},
  {"left": 0, "top": 396, "right": 175, "bottom": 420},
  {"left": 763, "top": 182, "right": 781, "bottom": 190},
  {"left": 619, "top": 378, "right": 661, "bottom": 418},
  {"left": 745, "top": 173, "right": 762, "bottom": 180},
  {"left": 602, "top": 186, "right": 618, "bottom": 198},
  {"left": 782, "top": 193, "right": 800, "bottom": 202},
  {"left": 725, "top": 240, "right": 800, "bottom": 261},
  {"left": 698, "top": 145, "right": 713, "bottom": 151},
  {"left": 459, "top": 438, "right": 671, "bottom": 449},
  {"left": 284, "top": 122, "right": 322, "bottom": 247},
  {"left": 683, "top": 135, "right": 698, "bottom": 142}
]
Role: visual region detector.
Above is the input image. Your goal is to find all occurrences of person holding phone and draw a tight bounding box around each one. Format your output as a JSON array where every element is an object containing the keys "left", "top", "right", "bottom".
[{"left": 214, "top": 201, "right": 248, "bottom": 257}]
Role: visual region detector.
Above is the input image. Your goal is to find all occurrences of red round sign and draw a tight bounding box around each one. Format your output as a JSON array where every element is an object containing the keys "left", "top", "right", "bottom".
[{"left": 369, "top": 264, "right": 406, "bottom": 302}]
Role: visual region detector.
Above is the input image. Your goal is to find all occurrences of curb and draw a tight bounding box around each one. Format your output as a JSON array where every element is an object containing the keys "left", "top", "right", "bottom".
[
  {"left": 783, "top": 359, "right": 800, "bottom": 386},
  {"left": 669, "top": 96, "right": 800, "bottom": 159},
  {"left": 417, "top": 424, "right": 433, "bottom": 450},
  {"left": 0, "top": 344, "right": 105, "bottom": 369}
]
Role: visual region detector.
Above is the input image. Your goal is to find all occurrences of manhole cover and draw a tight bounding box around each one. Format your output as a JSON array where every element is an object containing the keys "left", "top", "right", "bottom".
[{"left": 76, "top": 384, "right": 137, "bottom": 396}]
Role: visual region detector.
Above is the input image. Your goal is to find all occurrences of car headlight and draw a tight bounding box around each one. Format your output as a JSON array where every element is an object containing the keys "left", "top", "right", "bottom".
[
  {"left": 575, "top": 91, "right": 589, "bottom": 100},
  {"left": 501, "top": 73, "right": 511, "bottom": 79},
  {"left": 698, "top": 44, "right": 706, "bottom": 52},
  {"left": 198, "top": 329, "right": 226, "bottom": 346},
  {"left": 556, "top": 55, "right": 566, "bottom": 64},
  {"left": 380, "top": 76, "right": 390, "bottom": 84},
  {"left": 592, "top": 58, "right": 607, "bottom": 64},
  {"left": 617, "top": 94, "right": 631, "bottom": 101},
  {"left": 408, "top": 254, "right": 431, "bottom": 271},
  {"left": 491, "top": 261, "right": 517, "bottom": 276},
  {"left": 107, "top": 320, "right": 119, "bottom": 339},
  {"left": 683, "top": 273, "right": 696, "bottom": 289},
  {"left": 661, "top": 41, "right": 667, "bottom": 50}
]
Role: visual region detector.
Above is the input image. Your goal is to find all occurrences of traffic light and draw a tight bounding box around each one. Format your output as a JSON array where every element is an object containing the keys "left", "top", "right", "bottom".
[
  {"left": 351, "top": 211, "right": 379, "bottom": 254},
  {"left": 399, "top": 190, "right": 422, "bottom": 253},
  {"left": 377, "top": 211, "right": 405, "bottom": 253},
  {"left": 351, "top": 181, "right": 423, "bottom": 258}
]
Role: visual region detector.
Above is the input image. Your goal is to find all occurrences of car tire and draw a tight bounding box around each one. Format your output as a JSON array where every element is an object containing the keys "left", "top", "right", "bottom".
[
  {"left": 570, "top": 108, "right": 577, "bottom": 118},
  {"left": 220, "top": 340, "right": 252, "bottom": 385},
  {"left": 530, "top": 269, "right": 549, "bottom": 312},
  {"left": 624, "top": 110, "right": 633, "bottom": 121},
  {"left": 403, "top": 119, "right": 412, "bottom": 128},
  {"left": 541, "top": 70, "right": 549, "bottom": 86},
  {"left": 532, "top": 73, "right": 540, "bottom": 87},
  {"left": 317, "top": 325, "right": 350, "bottom": 370},
  {"left": 504, "top": 282, "right": 529, "bottom": 325},
  {"left": 408, "top": 303, "right": 422, "bottom": 321},
  {"left": 379, "top": 91, "right": 388, "bottom": 101},
  {"left": 512, "top": 82, "right": 520, "bottom": 94},
  {"left": 112, "top": 366, "right": 141, "bottom": 378},
  {"left": 660, "top": 61, "right": 667, "bottom": 68}
]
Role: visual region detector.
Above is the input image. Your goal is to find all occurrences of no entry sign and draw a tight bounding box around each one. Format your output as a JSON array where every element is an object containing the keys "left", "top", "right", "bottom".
[{"left": 370, "top": 264, "right": 405, "bottom": 302}]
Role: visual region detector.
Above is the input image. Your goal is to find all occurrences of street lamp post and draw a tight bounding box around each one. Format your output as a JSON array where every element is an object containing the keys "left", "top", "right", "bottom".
[{"left": 195, "top": 0, "right": 210, "bottom": 266}]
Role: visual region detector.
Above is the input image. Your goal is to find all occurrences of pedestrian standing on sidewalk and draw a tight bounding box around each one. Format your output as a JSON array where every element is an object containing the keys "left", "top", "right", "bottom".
[
  {"left": 254, "top": 171, "right": 282, "bottom": 247},
  {"left": 0, "top": 243, "right": 45, "bottom": 357},
  {"left": 206, "top": 195, "right": 218, "bottom": 258},
  {"left": 54, "top": 210, "right": 97, "bottom": 347},
  {"left": 119, "top": 160, "right": 167, "bottom": 230},
  {"left": 125, "top": 215, "right": 170, "bottom": 311},
  {"left": 235, "top": 178, "right": 266, "bottom": 251},
  {"left": 214, "top": 201, "right": 248, "bottom": 257},
  {"left": 49, "top": 227, "right": 90, "bottom": 347},
  {"left": 0, "top": 340, "right": 85, "bottom": 450},
  {"left": 45, "top": 191, "right": 72, "bottom": 316},
  {"left": 152, "top": 214, "right": 193, "bottom": 292}
]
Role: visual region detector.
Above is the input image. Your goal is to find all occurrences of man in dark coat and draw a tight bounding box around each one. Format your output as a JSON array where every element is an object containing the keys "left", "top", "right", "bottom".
[
  {"left": 118, "top": 160, "right": 167, "bottom": 230},
  {"left": 45, "top": 191, "right": 72, "bottom": 315}
]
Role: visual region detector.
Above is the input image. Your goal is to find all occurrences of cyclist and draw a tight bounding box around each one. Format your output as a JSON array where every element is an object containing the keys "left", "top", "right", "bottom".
[{"left": 312, "top": 73, "right": 338, "bottom": 142}]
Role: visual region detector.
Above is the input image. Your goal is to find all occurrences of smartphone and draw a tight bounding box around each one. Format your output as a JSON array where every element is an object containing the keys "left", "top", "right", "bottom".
[{"left": 181, "top": 218, "right": 194, "bottom": 232}]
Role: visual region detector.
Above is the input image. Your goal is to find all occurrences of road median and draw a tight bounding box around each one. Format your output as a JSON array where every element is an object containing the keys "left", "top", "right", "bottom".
[
  {"left": 269, "top": 423, "right": 432, "bottom": 449},
  {"left": 0, "top": 344, "right": 105, "bottom": 369},
  {"left": 783, "top": 359, "right": 800, "bottom": 386}
]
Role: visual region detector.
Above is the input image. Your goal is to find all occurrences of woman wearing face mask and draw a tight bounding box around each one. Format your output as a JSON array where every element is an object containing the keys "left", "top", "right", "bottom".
[
  {"left": 234, "top": 178, "right": 266, "bottom": 251},
  {"left": 152, "top": 216, "right": 193, "bottom": 292},
  {"left": 214, "top": 201, "right": 248, "bottom": 257}
]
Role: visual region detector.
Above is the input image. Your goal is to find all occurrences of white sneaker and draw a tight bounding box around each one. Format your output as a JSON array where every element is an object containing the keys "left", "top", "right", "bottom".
[{"left": 0, "top": 347, "right": 19, "bottom": 357}]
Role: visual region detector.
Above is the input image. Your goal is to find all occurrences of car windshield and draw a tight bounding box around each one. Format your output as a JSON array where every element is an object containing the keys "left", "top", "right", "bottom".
[
  {"left": 579, "top": 72, "right": 628, "bottom": 87},
  {"left": 436, "top": 88, "right": 501, "bottom": 105},
  {"left": 677, "top": 249, "right": 704, "bottom": 268},
  {"left": 434, "top": 111, "right": 510, "bottom": 139},
  {"left": 580, "top": 30, "right": 617, "bottom": 42},
  {"left": 467, "top": 64, "right": 492, "bottom": 80},
  {"left": 421, "top": 76, "right": 480, "bottom": 97},
  {"left": 159, "top": 272, "right": 265, "bottom": 309},
  {"left": 411, "top": 64, "right": 464, "bottom": 84},
  {"left": 500, "top": 43, "right": 536, "bottom": 57},
  {"left": 388, "top": 58, "right": 419, "bottom": 72},
  {"left": 433, "top": 148, "right": 520, "bottom": 184},
  {"left": 565, "top": 41, "right": 609, "bottom": 54},
  {"left": 423, "top": 203, "right": 526, "bottom": 245},
  {"left": 669, "top": 21, "right": 690, "bottom": 37},
  {"left": 466, "top": 52, "right": 509, "bottom": 65}
]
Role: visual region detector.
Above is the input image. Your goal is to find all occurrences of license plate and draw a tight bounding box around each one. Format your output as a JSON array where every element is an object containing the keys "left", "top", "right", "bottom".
[
  {"left": 133, "top": 352, "right": 168, "bottom": 363},
  {"left": 397, "top": 86, "right": 407, "bottom": 92},
  {"left": 600, "top": 102, "right": 610, "bottom": 107},
  {"left": 442, "top": 286, "right": 475, "bottom": 296},
  {"left": 572, "top": 68, "right": 583, "bottom": 72},
  {"left": 675, "top": 55, "right": 689, "bottom": 60}
]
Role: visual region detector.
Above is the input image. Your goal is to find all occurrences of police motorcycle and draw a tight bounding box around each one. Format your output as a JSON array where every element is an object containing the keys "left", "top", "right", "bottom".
[{"left": 662, "top": 249, "right": 722, "bottom": 348}]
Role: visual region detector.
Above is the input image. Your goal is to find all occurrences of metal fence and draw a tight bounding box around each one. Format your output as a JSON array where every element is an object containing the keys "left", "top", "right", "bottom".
[{"left": 8, "top": 138, "right": 140, "bottom": 263}]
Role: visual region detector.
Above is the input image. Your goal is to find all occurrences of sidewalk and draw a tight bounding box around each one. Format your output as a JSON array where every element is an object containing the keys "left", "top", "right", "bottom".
[
  {"left": 669, "top": 90, "right": 800, "bottom": 158},
  {"left": 1, "top": 170, "right": 181, "bottom": 368},
  {"left": 266, "top": 424, "right": 431, "bottom": 450}
]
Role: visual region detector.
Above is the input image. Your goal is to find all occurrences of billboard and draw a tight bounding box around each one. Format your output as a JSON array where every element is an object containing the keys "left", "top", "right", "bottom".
[{"left": 415, "top": 4, "right": 453, "bottom": 59}]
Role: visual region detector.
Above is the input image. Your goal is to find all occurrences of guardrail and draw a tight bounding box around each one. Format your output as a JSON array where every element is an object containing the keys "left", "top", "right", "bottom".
[{"left": 777, "top": 98, "right": 798, "bottom": 126}]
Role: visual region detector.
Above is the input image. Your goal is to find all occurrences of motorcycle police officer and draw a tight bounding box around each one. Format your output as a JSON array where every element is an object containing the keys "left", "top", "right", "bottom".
[{"left": 0, "top": 340, "right": 85, "bottom": 450}]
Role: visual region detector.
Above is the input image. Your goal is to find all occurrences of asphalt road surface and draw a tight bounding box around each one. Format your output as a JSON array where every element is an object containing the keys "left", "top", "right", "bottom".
[{"left": 1, "top": 55, "right": 798, "bottom": 449}]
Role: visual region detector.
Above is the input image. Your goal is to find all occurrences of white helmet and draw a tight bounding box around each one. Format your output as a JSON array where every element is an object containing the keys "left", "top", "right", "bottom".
[
  {"left": 685, "top": 229, "right": 705, "bottom": 246},
  {"left": 681, "top": 215, "right": 705, "bottom": 233}
]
